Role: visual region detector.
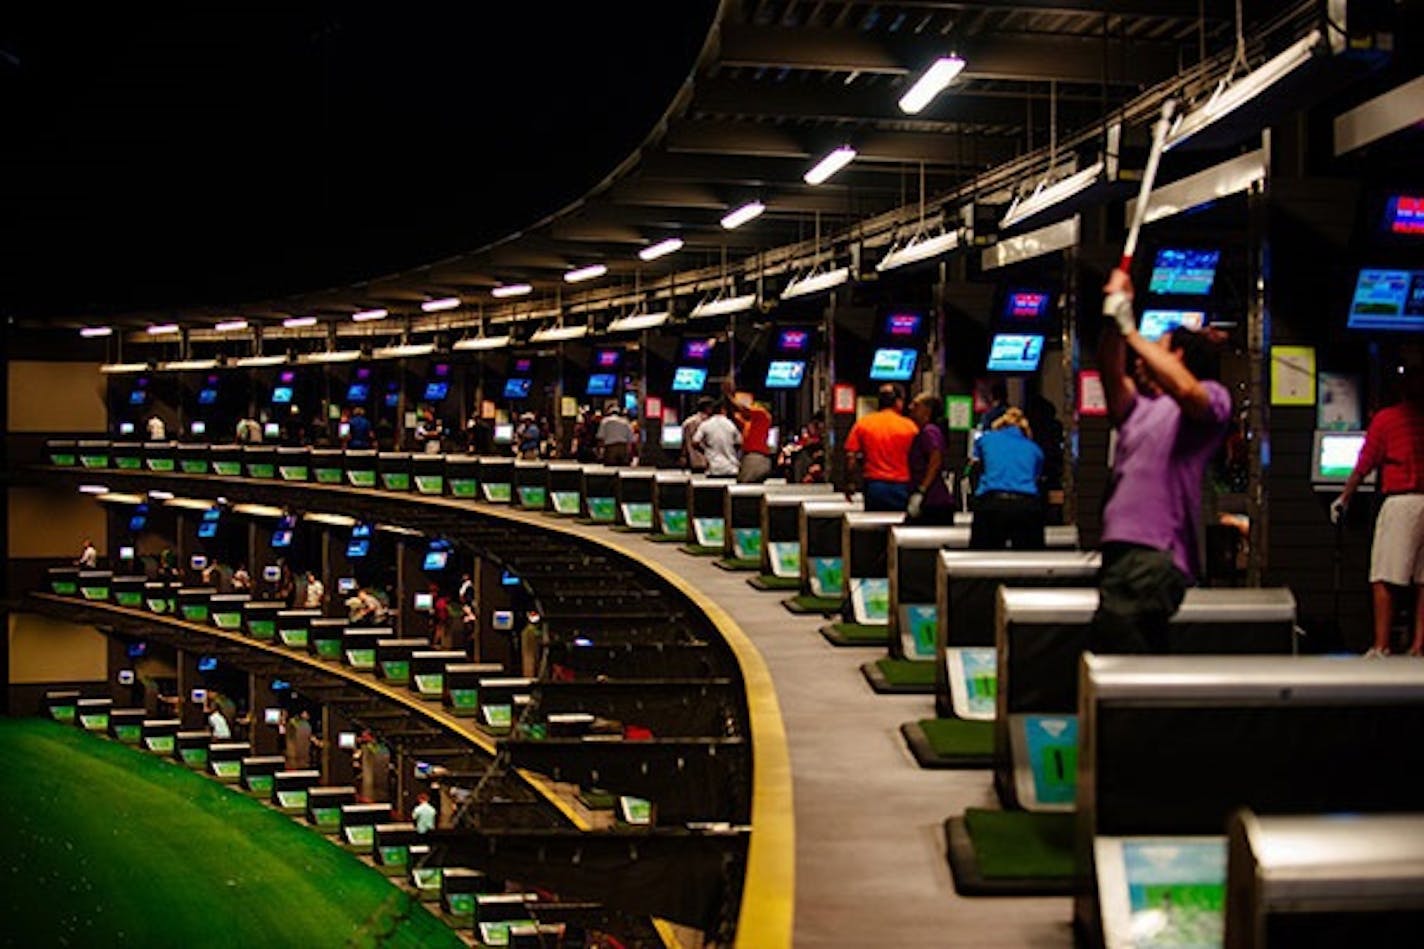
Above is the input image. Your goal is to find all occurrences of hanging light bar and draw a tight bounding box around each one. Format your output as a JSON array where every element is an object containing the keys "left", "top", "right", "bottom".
[
  {"left": 563, "top": 264, "right": 608, "bottom": 284},
  {"left": 100, "top": 362, "right": 149, "bottom": 374},
  {"left": 720, "top": 201, "right": 766, "bottom": 230},
  {"left": 1164, "top": 30, "right": 1322, "bottom": 151},
  {"left": 420, "top": 297, "right": 461, "bottom": 313},
  {"left": 690, "top": 293, "right": 757, "bottom": 318},
  {"left": 999, "top": 161, "right": 1105, "bottom": 230},
  {"left": 373, "top": 343, "right": 435, "bottom": 359},
  {"left": 781, "top": 267, "right": 850, "bottom": 300},
  {"left": 234, "top": 354, "right": 287, "bottom": 367},
  {"left": 452, "top": 334, "right": 512, "bottom": 351},
  {"left": 351, "top": 308, "right": 388, "bottom": 322},
  {"left": 637, "top": 238, "right": 685, "bottom": 261},
  {"left": 530, "top": 324, "right": 590, "bottom": 343},
  {"left": 213, "top": 319, "right": 249, "bottom": 332},
  {"left": 876, "top": 230, "right": 960, "bottom": 272},
  {"left": 804, "top": 146, "right": 857, "bottom": 185},
  {"left": 607, "top": 311, "right": 670, "bottom": 333},
  {"left": 282, "top": 315, "right": 318, "bottom": 328},
  {"left": 147, "top": 323, "right": 180, "bottom": 335},
  {"left": 302, "top": 350, "right": 362, "bottom": 363},
  {"left": 79, "top": 326, "right": 113, "bottom": 338},
  {"left": 161, "top": 358, "right": 219, "bottom": 371},
  {"left": 898, "top": 56, "right": 966, "bottom": 114},
  {"left": 491, "top": 283, "right": 532, "bottom": 298}
]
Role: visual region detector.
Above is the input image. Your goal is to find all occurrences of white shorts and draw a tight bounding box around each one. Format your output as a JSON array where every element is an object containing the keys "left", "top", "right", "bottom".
[{"left": 1370, "top": 494, "right": 1424, "bottom": 585}]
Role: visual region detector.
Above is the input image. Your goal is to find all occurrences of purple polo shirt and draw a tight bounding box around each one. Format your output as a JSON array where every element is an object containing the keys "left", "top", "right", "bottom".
[
  {"left": 1101, "top": 381, "right": 1232, "bottom": 581},
  {"left": 909, "top": 422, "right": 955, "bottom": 509}
]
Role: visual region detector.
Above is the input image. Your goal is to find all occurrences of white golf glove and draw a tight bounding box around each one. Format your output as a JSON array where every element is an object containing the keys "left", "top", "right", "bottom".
[
  {"left": 1103, "top": 291, "right": 1137, "bottom": 336},
  {"left": 1329, "top": 495, "right": 1347, "bottom": 525},
  {"left": 906, "top": 491, "right": 924, "bottom": 518}
]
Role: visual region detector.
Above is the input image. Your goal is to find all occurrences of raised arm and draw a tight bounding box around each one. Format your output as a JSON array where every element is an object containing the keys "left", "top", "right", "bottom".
[{"left": 1099, "top": 269, "right": 1139, "bottom": 424}]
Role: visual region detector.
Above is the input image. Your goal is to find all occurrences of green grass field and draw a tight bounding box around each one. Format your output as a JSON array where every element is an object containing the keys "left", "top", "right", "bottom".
[{"left": 0, "top": 718, "right": 463, "bottom": 948}]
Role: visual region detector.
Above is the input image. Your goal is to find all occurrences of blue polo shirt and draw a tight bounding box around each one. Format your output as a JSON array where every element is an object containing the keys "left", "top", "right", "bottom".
[{"left": 974, "top": 427, "right": 1043, "bottom": 496}]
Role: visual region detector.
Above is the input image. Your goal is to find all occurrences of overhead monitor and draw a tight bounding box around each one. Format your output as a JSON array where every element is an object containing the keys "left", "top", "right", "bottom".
[
  {"left": 764, "top": 360, "right": 807, "bottom": 389},
  {"left": 345, "top": 383, "right": 369, "bottom": 403},
  {"left": 127, "top": 641, "right": 148, "bottom": 659},
  {"left": 430, "top": 363, "right": 450, "bottom": 378},
  {"left": 279, "top": 370, "right": 296, "bottom": 383},
  {"left": 190, "top": 555, "right": 208, "bottom": 570},
  {"left": 493, "top": 423, "right": 514, "bottom": 445},
  {"left": 422, "top": 381, "right": 449, "bottom": 402},
  {"left": 1312, "top": 430, "right": 1373, "bottom": 486},
  {"left": 262, "top": 565, "right": 281, "bottom": 582},
  {"left": 987, "top": 334, "right": 1045, "bottom": 372},
  {"left": 118, "top": 669, "right": 135, "bottom": 686},
  {"left": 198, "top": 388, "right": 218, "bottom": 405},
  {"left": 351, "top": 523, "right": 372, "bottom": 539},
  {"left": 190, "top": 421, "right": 207, "bottom": 436},
  {"left": 1384, "top": 194, "right": 1424, "bottom": 235},
  {"left": 270, "top": 529, "right": 293, "bottom": 549},
  {"left": 413, "top": 592, "right": 434, "bottom": 612},
  {"left": 660, "top": 426, "right": 684, "bottom": 449},
  {"left": 1003, "top": 289, "right": 1053, "bottom": 322},
  {"left": 271, "top": 386, "right": 293, "bottom": 404},
  {"left": 1347, "top": 268, "right": 1424, "bottom": 332},
  {"left": 197, "top": 520, "right": 219, "bottom": 539},
  {"left": 503, "top": 378, "right": 532, "bottom": 399},
  {"left": 346, "top": 538, "right": 370, "bottom": 559},
  {"left": 680, "top": 338, "right": 714, "bottom": 362},
  {"left": 197, "top": 655, "right": 218, "bottom": 672},
  {"left": 262, "top": 422, "right": 279, "bottom": 439},
  {"left": 423, "top": 549, "right": 450, "bottom": 571},
  {"left": 501, "top": 568, "right": 521, "bottom": 587},
  {"left": 383, "top": 390, "right": 400, "bottom": 408},
  {"left": 337, "top": 577, "right": 357, "bottom": 594},
  {"left": 1148, "top": 248, "right": 1220, "bottom": 295},
  {"left": 671, "top": 367, "right": 708, "bottom": 392},
  {"left": 593, "top": 348, "right": 622, "bottom": 368},
  {"left": 776, "top": 328, "right": 811, "bottom": 353},
  {"left": 354, "top": 366, "right": 372, "bottom": 380},
  {"left": 869, "top": 348, "right": 918, "bottom": 381},
  {"left": 129, "top": 511, "right": 148, "bottom": 532},
  {"left": 883, "top": 312, "right": 923, "bottom": 338},
  {"left": 129, "top": 390, "right": 148, "bottom": 406},
  {"left": 585, "top": 373, "right": 617, "bottom": 397},
  {"left": 190, "top": 688, "right": 207, "bottom": 704},
  {"left": 118, "top": 421, "right": 136, "bottom": 435},
  {"left": 513, "top": 357, "right": 533, "bottom": 373},
  {"left": 1139, "top": 309, "right": 1206, "bottom": 342}
]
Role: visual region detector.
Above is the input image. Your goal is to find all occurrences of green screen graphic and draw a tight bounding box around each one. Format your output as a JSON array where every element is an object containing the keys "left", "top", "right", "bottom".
[
  {"left": 906, "top": 605, "right": 939, "bottom": 660},
  {"left": 80, "top": 713, "right": 109, "bottom": 732},
  {"left": 854, "top": 578, "right": 890, "bottom": 623},
  {"left": 180, "top": 748, "right": 208, "bottom": 768},
  {"left": 49, "top": 705, "right": 76, "bottom": 724},
  {"left": 213, "top": 461, "right": 242, "bottom": 476},
  {"left": 115, "top": 456, "right": 142, "bottom": 470},
  {"left": 147, "top": 458, "right": 176, "bottom": 472},
  {"left": 622, "top": 502, "right": 653, "bottom": 529},
  {"left": 660, "top": 509, "right": 688, "bottom": 536},
  {"left": 51, "top": 581, "right": 78, "bottom": 596},
  {"left": 379, "top": 845, "right": 408, "bottom": 868},
  {"left": 315, "top": 638, "right": 342, "bottom": 660},
  {"left": 180, "top": 460, "right": 209, "bottom": 474},
  {"left": 1123, "top": 838, "right": 1227, "bottom": 949},
  {"left": 770, "top": 542, "right": 801, "bottom": 576},
  {"left": 693, "top": 517, "right": 725, "bottom": 547},
  {"left": 181, "top": 605, "right": 209, "bottom": 622},
  {"left": 412, "top": 867, "right": 442, "bottom": 893},
  {"left": 146, "top": 597, "right": 173, "bottom": 614},
  {"left": 517, "top": 486, "right": 547, "bottom": 509},
  {"left": 587, "top": 497, "right": 616, "bottom": 522},
  {"left": 114, "top": 724, "right": 141, "bottom": 744},
  {"left": 80, "top": 454, "right": 110, "bottom": 468},
  {"left": 245, "top": 775, "right": 274, "bottom": 795},
  {"left": 279, "top": 629, "right": 309, "bottom": 648},
  {"left": 311, "top": 806, "right": 340, "bottom": 828},
  {"left": 247, "top": 620, "right": 276, "bottom": 641},
  {"left": 957, "top": 648, "right": 998, "bottom": 718},
  {"left": 144, "top": 736, "right": 175, "bottom": 754},
  {"left": 446, "top": 893, "right": 474, "bottom": 918},
  {"left": 279, "top": 466, "right": 309, "bottom": 481},
  {"left": 347, "top": 470, "right": 377, "bottom": 488},
  {"left": 551, "top": 491, "right": 581, "bottom": 514},
  {"left": 80, "top": 586, "right": 111, "bottom": 601},
  {"left": 478, "top": 920, "right": 532, "bottom": 948},
  {"left": 415, "top": 475, "right": 444, "bottom": 495},
  {"left": 482, "top": 483, "right": 512, "bottom": 503},
  {"left": 482, "top": 705, "right": 513, "bottom": 730},
  {"left": 448, "top": 689, "right": 479, "bottom": 713},
  {"left": 381, "top": 473, "right": 411, "bottom": 491},
  {"left": 314, "top": 467, "right": 342, "bottom": 484},
  {"left": 346, "top": 648, "right": 376, "bottom": 670},
  {"left": 212, "top": 612, "right": 242, "bottom": 631},
  {"left": 50, "top": 453, "right": 77, "bottom": 467},
  {"left": 620, "top": 796, "right": 653, "bottom": 825},
  {"left": 450, "top": 479, "right": 478, "bottom": 498},
  {"left": 344, "top": 825, "right": 374, "bottom": 848},
  {"left": 1025, "top": 715, "right": 1078, "bottom": 807},
  {"left": 246, "top": 464, "right": 275, "bottom": 479},
  {"left": 414, "top": 674, "right": 443, "bottom": 696},
  {"left": 277, "top": 790, "right": 307, "bottom": 810},
  {"left": 116, "top": 592, "right": 142, "bottom": 608},
  {"left": 732, "top": 527, "right": 762, "bottom": 560},
  {"left": 211, "top": 760, "right": 241, "bottom": 779},
  {"left": 811, "top": 558, "right": 844, "bottom": 597},
  {"left": 380, "top": 660, "right": 410, "bottom": 683}
]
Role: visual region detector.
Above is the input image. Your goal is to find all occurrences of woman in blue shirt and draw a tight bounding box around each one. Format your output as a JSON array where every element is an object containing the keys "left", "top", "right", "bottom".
[{"left": 969, "top": 406, "right": 1045, "bottom": 549}]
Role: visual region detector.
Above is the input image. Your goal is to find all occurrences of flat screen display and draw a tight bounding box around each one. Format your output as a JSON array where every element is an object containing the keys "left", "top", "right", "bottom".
[
  {"left": 262, "top": 565, "right": 281, "bottom": 582},
  {"left": 383, "top": 391, "right": 400, "bottom": 408},
  {"left": 279, "top": 370, "right": 296, "bottom": 383},
  {"left": 1385, "top": 195, "right": 1424, "bottom": 235},
  {"left": 129, "top": 511, "right": 147, "bottom": 532},
  {"left": 263, "top": 708, "right": 282, "bottom": 726},
  {"left": 672, "top": 366, "right": 708, "bottom": 392},
  {"left": 119, "top": 545, "right": 135, "bottom": 560},
  {"left": 868, "top": 348, "right": 918, "bottom": 381},
  {"left": 270, "top": 385, "right": 293, "bottom": 404},
  {"left": 1148, "top": 248, "right": 1220, "bottom": 295},
  {"left": 1313, "top": 431, "right": 1369, "bottom": 484},
  {"left": 118, "top": 422, "right": 136, "bottom": 435},
  {"left": 346, "top": 538, "right": 370, "bottom": 558},
  {"left": 503, "top": 378, "right": 531, "bottom": 399},
  {"left": 661, "top": 426, "right": 683, "bottom": 449},
  {"left": 337, "top": 577, "right": 357, "bottom": 594},
  {"left": 1139, "top": 309, "right": 1206, "bottom": 342},
  {"left": 197, "top": 522, "right": 218, "bottom": 538},
  {"left": 1347, "top": 269, "right": 1424, "bottom": 332},
  {"left": 987, "top": 334, "right": 1045, "bottom": 372},
  {"left": 198, "top": 388, "right": 218, "bottom": 405},
  {"left": 594, "top": 348, "right": 622, "bottom": 368},
  {"left": 431, "top": 363, "right": 449, "bottom": 378},
  {"left": 1004, "top": 290, "right": 1052, "bottom": 321},
  {"left": 501, "top": 569, "right": 520, "bottom": 587},
  {"left": 423, "top": 381, "right": 449, "bottom": 402},
  {"left": 765, "top": 360, "right": 807, "bottom": 388},
  {"left": 883, "top": 312, "right": 923, "bottom": 337},
  {"left": 413, "top": 592, "right": 433, "bottom": 611},
  {"left": 129, "top": 390, "right": 148, "bottom": 405},
  {"left": 270, "top": 529, "right": 293, "bottom": 549},
  {"left": 423, "top": 550, "right": 450, "bottom": 571},
  {"left": 680, "top": 339, "right": 714, "bottom": 362},
  {"left": 513, "top": 358, "right": 532, "bottom": 372},
  {"left": 338, "top": 732, "right": 357, "bottom": 749},
  {"left": 351, "top": 523, "right": 371, "bottom": 538},
  {"left": 190, "top": 421, "right": 207, "bottom": 436},
  {"left": 776, "top": 329, "right": 810, "bottom": 353},
  {"left": 197, "top": 655, "right": 218, "bottom": 672},
  {"left": 262, "top": 422, "right": 279, "bottom": 439},
  {"left": 189, "top": 555, "right": 208, "bottom": 570},
  {"left": 127, "top": 641, "right": 148, "bottom": 659},
  {"left": 586, "top": 373, "right": 617, "bottom": 396},
  {"left": 493, "top": 423, "right": 513, "bottom": 444},
  {"left": 345, "top": 383, "right": 369, "bottom": 403}
]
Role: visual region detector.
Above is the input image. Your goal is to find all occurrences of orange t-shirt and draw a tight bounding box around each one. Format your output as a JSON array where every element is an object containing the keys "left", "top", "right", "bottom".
[
  {"left": 845, "top": 409, "right": 918, "bottom": 482},
  {"left": 741, "top": 404, "right": 773, "bottom": 454}
]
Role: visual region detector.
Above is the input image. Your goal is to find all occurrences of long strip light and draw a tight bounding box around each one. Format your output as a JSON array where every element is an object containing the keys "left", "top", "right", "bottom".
[
  {"left": 351, "top": 308, "right": 388, "bottom": 322},
  {"left": 721, "top": 201, "right": 766, "bottom": 230},
  {"left": 162, "top": 358, "right": 219, "bottom": 371},
  {"left": 453, "top": 334, "right": 512, "bottom": 351},
  {"left": 898, "top": 56, "right": 966, "bottom": 114},
  {"left": 303, "top": 512, "right": 357, "bottom": 528},
  {"left": 530, "top": 324, "right": 590, "bottom": 343},
  {"left": 231, "top": 503, "right": 287, "bottom": 518},
  {"left": 877, "top": 230, "right": 960, "bottom": 271},
  {"left": 804, "top": 146, "right": 857, "bottom": 185},
  {"left": 234, "top": 354, "right": 288, "bottom": 367},
  {"left": 1164, "top": 30, "right": 1322, "bottom": 151},
  {"left": 638, "top": 238, "right": 684, "bottom": 261},
  {"left": 373, "top": 343, "right": 435, "bottom": 359},
  {"left": 303, "top": 349, "right": 362, "bottom": 363},
  {"left": 147, "top": 323, "right": 179, "bottom": 335},
  {"left": 282, "top": 315, "right": 318, "bottom": 328},
  {"left": 690, "top": 293, "right": 757, "bottom": 318},
  {"left": 607, "top": 311, "right": 670, "bottom": 332},
  {"left": 781, "top": 266, "right": 850, "bottom": 300},
  {"left": 492, "top": 283, "right": 532, "bottom": 298},
  {"left": 100, "top": 362, "right": 149, "bottom": 374},
  {"left": 999, "top": 161, "right": 1105, "bottom": 230},
  {"left": 78, "top": 484, "right": 110, "bottom": 495},
  {"left": 421, "top": 297, "right": 461, "bottom": 312},
  {"left": 214, "top": 319, "right": 249, "bottom": 332},
  {"left": 79, "top": 326, "right": 113, "bottom": 338},
  {"left": 564, "top": 264, "right": 607, "bottom": 284}
]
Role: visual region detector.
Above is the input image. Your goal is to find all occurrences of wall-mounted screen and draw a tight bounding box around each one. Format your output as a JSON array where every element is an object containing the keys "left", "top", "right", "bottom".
[
  {"left": 190, "top": 421, "right": 207, "bottom": 436},
  {"left": 868, "top": 348, "right": 918, "bottom": 381},
  {"left": 987, "top": 334, "right": 1045, "bottom": 372},
  {"left": 189, "top": 555, "right": 208, "bottom": 570},
  {"left": 262, "top": 565, "right": 281, "bottom": 582},
  {"left": 198, "top": 388, "right": 218, "bottom": 405},
  {"left": 493, "top": 423, "right": 514, "bottom": 444},
  {"left": 197, "top": 655, "right": 218, "bottom": 672},
  {"left": 346, "top": 538, "right": 370, "bottom": 558},
  {"left": 671, "top": 367, "right": 708, "bottom": 392},
  {"left": 1003, "top": 290, "right": 1052, "bottom": 321},
  {"left": 270, "top": 386, "right": 293, "bottom": 404},
  {"left": 129, "top": 390, "right": 148, "bottom": 406},
  {"left": 1347, "top": 269, "right": 1424, "bottom": 332},
  {"left": 382, "top": 391, "right": 400, "bottom": 408},
  {"left": 350, "top": 523, "right": 371, "bottom": 539},
  {"left": 513, "top": 358, "right": 533, "bottom": 373},
  {"left": 118, "top": 421, "right": 136, "bottom": 435},
  {"left": 586, "top": 373, "right": 617, "bottom": 396},
  {"left": 883, "top": 312, "right": 923, "bottom": 338},
  {"left": 661, "top": 426, "right": 683, "bottom": 449},
  {"left": 1148, "top": 248, "right": 1220, "bottom": 295},
  {"left": 262, "top": 422, "right": 279, "bottom": 439},
  {"left": 765, "top": 360, "right": 807, "bottom": 389},
  {"left": 337, "top": 577, "right": 357, "bottom": 594},
  {"left": 776, "top": 328, "right": 810, "bottom": 353},
  {"left": 1312, "top": 430, "right": 1374, "bottom": 485},
  {"left": 422, "top": 381, "right": 449, "bottom": 402},
  {"left": 594, "top": 348, "right": 622, "bottom": 368},
  {"left": 1139, "top": 309, "right": 1206, "bottom": 342},
  {"left": 279, "top": 370, "right": 296, "bottom": 383},
  {"left": 1385, "top": 195, "right": 1424, "bottom": 235},
  {"left": 423, "top": 549, "right": 450, "bottom": 571},
  {"left": 270, "top": 529, "right": 293, "bottom": 549},
  {"left": 500, "top": 568, "right": 521, "bottom": 587},
  {"left": 680, "top": 338, "right": 714, "bottom": 362},
  {"left": 119, "top": 545, "right": 135, "bottom": 560},
  {"left": 503, "top": 378, "right": 532, "bottom": 399},
  {"left": 413, "top": 592, "right": 434, "bottom": 612},
  {"left": 345, "top": 383, "right": 369, "bottom": 403}
]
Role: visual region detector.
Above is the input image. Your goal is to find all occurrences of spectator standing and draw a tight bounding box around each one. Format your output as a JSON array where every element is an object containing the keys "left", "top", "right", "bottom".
[
  {"left": 596, "top": 404, "right": 634, "bottom": 467},
  {"left": 76, "top": 538, "right": 98, "bottom": 568},
  {"left": 694, "top": 401, "right": 742, "bottom": 477},
  {"left": 345, "top": 406, "right": 372, "bottom": 450},
  {"left": 844, "top": 384, "right": 919, "bottom": 511},
  {"left": 206, "top": 700, "right": 232, "bottom": 740},
  {"left": 412, "top": 792, "right": 437, "bottom": 834},
  {"left": 231, "top": 564, "right": 252, "bottom": 592},
  {"left": 235, "top": 415, "right": 262, "bottom": 444},
  {"left": 283, "top": 708, "right": 314, "bottom": 771},
  {"left": 782, "top": 412, "right": 827, "bottom": 483},
  {"left": 415, "top": 408, "right": 443, "bottom": 454},
  {"left": 905, "top": 394, "right": 957, "bottom": 525},
  {"left": 968, "top": 407, "right": 1045, "bottom": 548},
  {"left": 978, "top": 381, "right": 1009, "bottom": 432},
  {"left": 1331, "top": 362, "right": 1424, "bottom": 656},
  {"left": 681, "top": 398, "right": 714, "bottom": 473},
  {"left": 734, "top": 397, "right": 774, "bottom": 483},
  {"left": 146, "top": 414, "right": 167, "bottom": 441},
  {"left": 303, "top": 572, "right": 325, "bottom": 610},
  {"left": 515, "top": 412, "right": 542, "bottom": 461}
]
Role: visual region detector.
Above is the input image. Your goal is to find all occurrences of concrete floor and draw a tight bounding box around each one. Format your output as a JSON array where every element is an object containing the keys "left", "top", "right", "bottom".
[{"left": 556, "top": 521, "right": 1073, "bottom": 948}]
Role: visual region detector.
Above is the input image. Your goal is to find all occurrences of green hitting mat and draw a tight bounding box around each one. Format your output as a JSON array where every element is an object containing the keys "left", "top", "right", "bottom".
[
  {"left": 944, "top": 807, "right": 1077, "bottom": 896},
  {"left": 781, "top": 594, "right": 842, "bottom": 615},
  {"left": 747, "top": 574, "right": 800, "bottom": 591},
  {"left": 819, "top": 623, "right": 888, "bottom": 647},
  {"left": 861, "top": 658, "right": 936, "bottom": 694},
  {"left": 899, "top": 718, "right": 994, "bottom": 768}
]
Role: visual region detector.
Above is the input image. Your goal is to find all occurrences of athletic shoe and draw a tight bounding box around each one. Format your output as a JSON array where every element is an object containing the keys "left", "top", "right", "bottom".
[{"left": 1363, "top": 647, "right": 1390, "bottom": 658}]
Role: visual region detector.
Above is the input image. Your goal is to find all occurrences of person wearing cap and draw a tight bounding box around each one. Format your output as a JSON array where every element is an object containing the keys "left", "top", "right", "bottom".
[
  {"left": 514, "top": 411, "right": 541, "bottom": 461},
  {"left": 596, "top": 402, "right": 634, "bottom": 466}
]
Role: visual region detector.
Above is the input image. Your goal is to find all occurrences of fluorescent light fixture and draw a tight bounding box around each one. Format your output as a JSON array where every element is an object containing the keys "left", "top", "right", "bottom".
[
  {"left": 79, "top": 326, "right": 112, "bottom": 338},
  {"left": 781, "top": 267, "right": 850, "bottom": 300},
  {"left": 234, "top": 354, "right": 287, "bottom": 367},
  {"left": 721, "top": 201, "right": 766, "bottom": 230},
  {"left": 146, "top": 490, "right": 175, "bottom": 501},
  {"left": 163, "top": 497, "right": 217, "bottom": 511},
  {"left": 373, "top": 343, "right": 435, "bottom": 359},
  {"left": 421, "top": 297, "right": 461, "bottom": 312},
  {"left": 638, "top": 238, "right": 684, "bottom": 261},
  {"left": 530, "top": 324, "right": 590, "bottom": 343},
  {"left": 898, "top": 56, "right": 966, "bottom": 114},
  {"left": 100, "top": 362, "right": 149, "bottom": 374},
  {"left": 147, "top": 323, "right": 180, "bottom": 335},
  {"left": 1164, "top": 30, "right": 1322, "bottom": 151},
  {"left": 876, "top": 230, "right": 960, "bottom": 271},
  {"left": 804, "top": 146, "right": 857, "bottom": 185},
  {"left": 453, "top": 334, "right": 512, "bottom": 351},
  {"left": 492, "top": 283, "right": 533, "bottom": 298},
  {"left": 303, "top": 349, "right": 362, "bottom": 363},
  {"left": 78, "top": 484, "right": 109, "bottom": 495},
  {"left": 162, "top": 359, "right": 219, "bottom": 371},
  {"left": 231, "top": 503, "right": 286, "bottom": 518},
  {"left": 690, "top": 293, "right": 758, "bottom": 318},
  {"left": 302, "top": 512, "right": 357, "bottom": 528},
  {"left": 999, "top": 161, "right": 1105, "bottom": 230},
  {"left": 214, "top": 319, "right": 248, "bottom": 332},
  {"left": 351, "top": 308, "right": 388, "bottom": 322},
  {"left": 607, "top": 311, "right": 670, "bottom": 332},
  {"left": 563, "top": 264, "right": 608, "bottom": 284},
  {"left": 282, "top": 316, "right": 318, "bottom": 328}
]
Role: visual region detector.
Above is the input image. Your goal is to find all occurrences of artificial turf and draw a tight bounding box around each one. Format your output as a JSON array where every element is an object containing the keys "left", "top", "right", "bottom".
[
  {"left": 961, "top": 807, "right": 1077, "bottom": 879},
  {"left": 0, "top": 718, "right": 463, "bottom": 949}
]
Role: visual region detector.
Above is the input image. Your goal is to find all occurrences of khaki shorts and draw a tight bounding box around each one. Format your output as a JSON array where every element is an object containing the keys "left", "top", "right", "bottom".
[{"left": 1370, "top": 494, "right": 1424, "bottom": 585}]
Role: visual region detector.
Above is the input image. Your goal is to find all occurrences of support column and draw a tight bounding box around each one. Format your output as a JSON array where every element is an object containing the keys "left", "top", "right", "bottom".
[
  {"left": 249, "top": 673, "right": 280, "bottom": 754},
  {"left": 175, "top": 649, "right": 206, "bottom": 729},
  {"left": 1061, "top": 246, "right": 1080, "bottom": 528},
  {"left": 1246, "top": 131, "right": 1272, "bottom": 585}
]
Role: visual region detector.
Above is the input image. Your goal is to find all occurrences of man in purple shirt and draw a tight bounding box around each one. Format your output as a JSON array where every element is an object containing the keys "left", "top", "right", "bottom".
[{"left": 1091, "top": 267, "right": 1232, "bottom": 653}]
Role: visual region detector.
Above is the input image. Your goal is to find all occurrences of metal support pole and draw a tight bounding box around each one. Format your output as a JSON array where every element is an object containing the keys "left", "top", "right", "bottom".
[
  {"left": 1245, "top": 130, "right": 1272, "bottom": 585},
  {"left": 1061, "top": 246, "right": 1079, "bottom": 527}
]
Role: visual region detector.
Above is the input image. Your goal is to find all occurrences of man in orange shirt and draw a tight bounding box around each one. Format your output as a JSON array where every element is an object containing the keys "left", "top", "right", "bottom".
[
  {"left": 844, "top": 383, "right": 919, "bottom": 511},
  {"left": 734, "top": 395, "right": 775, "bottom": 483}
]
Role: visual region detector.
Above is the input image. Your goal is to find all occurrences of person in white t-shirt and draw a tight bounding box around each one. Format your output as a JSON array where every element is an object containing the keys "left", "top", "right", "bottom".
[
  {"left": 146, "top": 414, "right": 167, "bottom": 441},
  {"left": 76, "top": 538, "right": 98, "bottom": 568},
  {"left": 206, "top": 701, "right": 232, "bottom": 740},
  {"left": 303, "top": 572, "right": 325, "bottom": 609},
  {"left": 694, "top": 400, "right": 742, "bottom": 477}
]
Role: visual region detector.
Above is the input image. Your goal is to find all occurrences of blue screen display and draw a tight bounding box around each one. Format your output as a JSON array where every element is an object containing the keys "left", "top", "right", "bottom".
[
  {"left": 270, "top": 386, "right": 293, "bottom": 404},
  {"left": 671, "top": 366, "right": 708, "bottom": 392},
  {"left": 198, "top": 388, "right": 218, "bottom": 405},
  {"left": 987, "top": 334, "right": 1045, "bottom": 372},
  {"left": 585, "top": 373, "right": 617, "bottom": 396},
  {"left": 197, "top": 656, "right": 218, "bottom": 672},
  {"left": 764, "top": 360, "right": 807, "bottom": 388},
  {"left": 346, "top": 539, "right": 370, "bottom": 558},
  {"left": 345, "top": 383, "right": 369, "bottom": 403},
  {"left": 423, "top": 381, "right": 449, "bottom": 401},
  {"left": 1139, "top": 309, "right": 1206, "bottom": 342},
  {"left": 1148, "top": 248, "right": 1220, "bottom": 295},
  {"left": 503, "top": 378, "right": 532, "bottom": 399},
  {"left": 868, "top": 348, "right": 918, "bottom": 381},
  {"left": 1347, "top": 269, "right": 1424, "bottom": 332}
]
